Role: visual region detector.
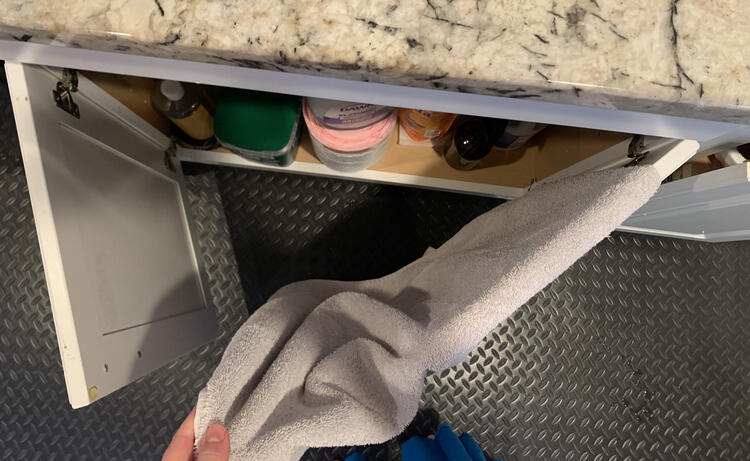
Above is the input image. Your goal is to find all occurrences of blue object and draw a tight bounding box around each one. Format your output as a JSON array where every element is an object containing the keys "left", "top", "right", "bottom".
[
  {"left": 435, "top": 424, "right": 473, "bottom": 461},
  {"left": 458, "top": 432, "right": 487, "bottom": 461},
  {"left": 353, "top": 423, "right": 504, "bottom": 461},
  {"left": 402, "top": 434, "right": 448, "bottom": 461},
  {"left": 402, "top": 424, "right": 502, "bottom": 461}
]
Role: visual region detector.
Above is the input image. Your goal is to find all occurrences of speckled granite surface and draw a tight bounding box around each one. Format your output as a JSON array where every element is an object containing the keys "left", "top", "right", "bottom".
[{"left": 1, "top": 0, "right": 749, "bottom": 123}]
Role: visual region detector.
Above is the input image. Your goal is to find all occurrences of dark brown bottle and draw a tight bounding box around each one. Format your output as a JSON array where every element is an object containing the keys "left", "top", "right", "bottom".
[
  {"left": 444, "top": 117, "right": 508, "bottom": 170},
  {"left": 151, "top": 80, "right": 217, "bottom": 149},
  {"left": 738, "top": 143, "right": 750, "bottom": 160}
]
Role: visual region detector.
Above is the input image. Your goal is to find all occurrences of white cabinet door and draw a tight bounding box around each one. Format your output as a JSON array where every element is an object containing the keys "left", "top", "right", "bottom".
[
  {"left": 543, "top": 136, "right": 750, "bottom": 242},
  {"left": 5, "top": 62, "right": 218, "bottom": 408},
  {"left": 540, "top": 136, "right": 700, "bottom": 184},
  {"left": 620, "top": 163, "right": 750, "bottom": 242}
]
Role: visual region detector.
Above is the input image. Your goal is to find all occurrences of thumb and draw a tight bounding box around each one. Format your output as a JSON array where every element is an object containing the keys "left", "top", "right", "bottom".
[{"left": 198, "top": 423, "right": 230, "bottom": 461}]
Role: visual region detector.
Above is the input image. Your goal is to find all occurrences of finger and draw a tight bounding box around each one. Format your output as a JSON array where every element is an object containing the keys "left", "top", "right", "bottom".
[
  {"left": 436, "top": 424, "right": 472, "bottom": 461},
  {"left": 459, "top": 433, "right": 487, "bottom": 461},
  {"left": 344, "top": 454, "right": 368, "bottom": 461},
  {"left": 402, "top": 435, "right": 447, "bottom": 461},
  {"left": 197, "top": 423, "right": 230, "bottom": 461},
  {"left": 162, "top": 408, "right": 197, "bottom": 461}
]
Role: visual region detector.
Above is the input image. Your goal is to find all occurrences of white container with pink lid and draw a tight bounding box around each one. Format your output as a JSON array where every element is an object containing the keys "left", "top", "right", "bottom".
[
  {"left": 306, "top": 97, "right": 394, "bottom": 130},
  {"left": 303, "top": 98, "right": 397, "bottom": 172}
]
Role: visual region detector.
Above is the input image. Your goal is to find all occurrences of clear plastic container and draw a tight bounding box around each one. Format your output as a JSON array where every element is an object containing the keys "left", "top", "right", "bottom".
[
  {"left": 309, "top": 129, "right": 394, "bottom": 173},
  {"left": 303, "top": 98, "right": 396, "bottom": 172}
]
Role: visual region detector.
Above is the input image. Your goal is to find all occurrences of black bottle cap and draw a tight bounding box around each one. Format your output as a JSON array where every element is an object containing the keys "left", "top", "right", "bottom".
[
  {"left": 737, "top": 143, "right": 750, "bottom": 160},
  {"left": 454, "top": 117, "right": 509, "bottom": 161}
]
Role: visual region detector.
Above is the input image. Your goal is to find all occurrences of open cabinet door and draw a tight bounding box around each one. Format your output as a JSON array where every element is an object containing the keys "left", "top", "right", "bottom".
[
  {"left": 620, "top": 163, "right": 750, "bottom": 242},
  {"left": 538, "top": 135, "right": 711, "bottom": 239},
  {"left": 5, "top": 62, "right": 218, "bottom": 408},
  {"left": 540, "top": 135, "right": 700, "bottom": 184}
]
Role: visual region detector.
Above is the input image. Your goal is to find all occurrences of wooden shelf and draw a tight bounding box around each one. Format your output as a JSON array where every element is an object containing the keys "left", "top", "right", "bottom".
[
  {"left": 86, "top": 70, "right": 630, "bottom": 198},
  {"left": 301, "top": 126, "right": 627, "bottom": 189},
  {"left": 181, "top": 125, "right": 627, "bottom": 198}
]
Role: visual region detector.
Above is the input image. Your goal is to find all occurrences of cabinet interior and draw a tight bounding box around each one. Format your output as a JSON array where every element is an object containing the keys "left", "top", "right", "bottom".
[{"left": 83, "top": 70, "right": 632, "bottom": 191}]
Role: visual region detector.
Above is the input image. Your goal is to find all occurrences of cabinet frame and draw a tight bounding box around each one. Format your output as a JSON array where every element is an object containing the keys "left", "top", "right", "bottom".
[
  {"left": 2, "top": 40, "right": 749, "bottom": 152},
  {"left": 0, "top": 51, "right": 743, "bottom": 407}
]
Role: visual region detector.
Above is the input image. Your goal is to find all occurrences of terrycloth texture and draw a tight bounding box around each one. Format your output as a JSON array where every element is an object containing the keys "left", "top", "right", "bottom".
[{"left": 195, "top": 166, "right": 661, "bottom": 460}]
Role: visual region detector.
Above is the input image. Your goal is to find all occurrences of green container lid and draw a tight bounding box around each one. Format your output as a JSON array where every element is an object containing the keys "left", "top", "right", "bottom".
[{"left": 214, "top": 88, "right": 300, "bottom": 152}]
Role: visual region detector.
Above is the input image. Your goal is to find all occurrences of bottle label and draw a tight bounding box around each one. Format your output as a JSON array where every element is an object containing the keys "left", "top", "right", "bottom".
[
  {"left": 399, "top": 110, "right": 457, "bottom": 141},
  {"left": 494, "top": 122, "right": 547, "bottom": 150},
  {"left": 170, "top": 105, "right": 215, "bottom": 141},
  {"left": 495, "top": 132, "right": 523, "bottom": 150},
  {"left": 407, "top": 110, "right": 455, "bottom": 128},
  {"left": 322, "top": 104, "right": 391, "bottom": 129}
]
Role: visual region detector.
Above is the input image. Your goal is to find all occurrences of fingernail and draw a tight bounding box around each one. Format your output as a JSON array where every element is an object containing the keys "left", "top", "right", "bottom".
[{"left": 204, "top": 424, "right": 227, "bottom": 443}]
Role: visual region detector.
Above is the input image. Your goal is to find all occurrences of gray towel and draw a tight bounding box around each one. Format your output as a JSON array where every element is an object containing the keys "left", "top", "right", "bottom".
[{"left": 194, "top": 166, "right": 661, "bottom": 460}]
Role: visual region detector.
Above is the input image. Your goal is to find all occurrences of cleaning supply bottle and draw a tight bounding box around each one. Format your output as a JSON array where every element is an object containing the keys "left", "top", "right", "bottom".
[
  {"left": 444, "top": 117, "right": 508, "bottom": 171},
  {"left": 152, "top": 80, "right": 217, "bottom": 149},
  {"left": 494, "top": 120, "right": 547, "bottom": 150},
  {"left": 398, "top": 109, "right": 457, "bottom": 142}
]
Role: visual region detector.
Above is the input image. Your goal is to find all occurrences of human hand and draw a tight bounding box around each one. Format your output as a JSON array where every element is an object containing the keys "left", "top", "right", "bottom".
[
  {"left": 339, "top": 423, "right": 502, "bottom": 461},
  {"left": 402, "top": 424, "right": 501, "bottom": 461},
  {"left": 162, "top": 407, "right": 230, "bottom": 461}
]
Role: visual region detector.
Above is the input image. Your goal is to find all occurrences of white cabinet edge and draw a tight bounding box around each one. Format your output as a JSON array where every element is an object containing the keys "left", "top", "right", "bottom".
[
  {"left": 4, "top": 62, "right": 90, "bottom": 407},
  {"left": 177, "top": 147, "right": 528, "bottom": 199},
  {"left": 621, "top": 163, "right": 750, "bottom": 242},
  {"left": 542, "top": 138, "right": 699, "bottom": 184},
  {"left": 5, "top": 62, "right": 220, "bottom": 408}
]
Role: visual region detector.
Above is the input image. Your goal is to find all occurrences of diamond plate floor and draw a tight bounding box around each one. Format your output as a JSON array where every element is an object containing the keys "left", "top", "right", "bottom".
[
  {"left": 214, "top": 170, "right": 750, "bottom": 461},
  {"left": 1, "top": 67, "right": 749, "bottom": 461}
]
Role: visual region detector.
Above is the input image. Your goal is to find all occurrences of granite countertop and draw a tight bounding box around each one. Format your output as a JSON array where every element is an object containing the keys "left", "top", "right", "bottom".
[{"left": 2, "top": 0, "right": 749, "bottom": 123}]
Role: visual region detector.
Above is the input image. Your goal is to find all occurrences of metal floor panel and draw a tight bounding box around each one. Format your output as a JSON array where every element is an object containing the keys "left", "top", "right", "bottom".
[{"left": 1, "top": 67, "right": 749, "bottom": 460}]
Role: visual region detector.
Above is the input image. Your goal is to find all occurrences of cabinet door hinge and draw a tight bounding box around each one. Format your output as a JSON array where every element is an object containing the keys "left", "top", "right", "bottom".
[
  {"left": 53, "top": 69, "right": 80, "bottom": 119},
  {"left": 626, "top": 136, "right": 676, "bottom": 167},
  {"left": 626, "top": 135, "right": 648, "bottom": 166},
  {"left": 164, "top": 140, "right": 178, "bottom": 172}
]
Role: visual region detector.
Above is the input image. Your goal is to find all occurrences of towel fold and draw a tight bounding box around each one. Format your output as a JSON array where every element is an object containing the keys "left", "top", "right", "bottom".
[{"left": 195, "top": 166, "right": 661, "bottom": 460}]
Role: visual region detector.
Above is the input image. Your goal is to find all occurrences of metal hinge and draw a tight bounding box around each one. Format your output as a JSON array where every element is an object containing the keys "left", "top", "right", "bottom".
[
  {"left": 164, "top": 139, "right": 178, "bottom": 172},
  {"left": 626, "top": 135, "right": 648, "bottom": 167},
  {"left": 626, "top": 136, "right": 678, "bottom": 168},
  {"left": 53, "top": 69, "right": 80, "bottom": 118}
]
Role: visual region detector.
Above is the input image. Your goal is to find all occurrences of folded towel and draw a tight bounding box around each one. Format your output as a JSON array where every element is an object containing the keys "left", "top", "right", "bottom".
[{"left": 194, "top": 166, "right": 661, "bottom": 460}]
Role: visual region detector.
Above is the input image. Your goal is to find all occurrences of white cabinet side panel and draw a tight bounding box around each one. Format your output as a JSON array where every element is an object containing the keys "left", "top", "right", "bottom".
[{"left": 5, "top": 62, "right": 219, "bottom": 408}]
